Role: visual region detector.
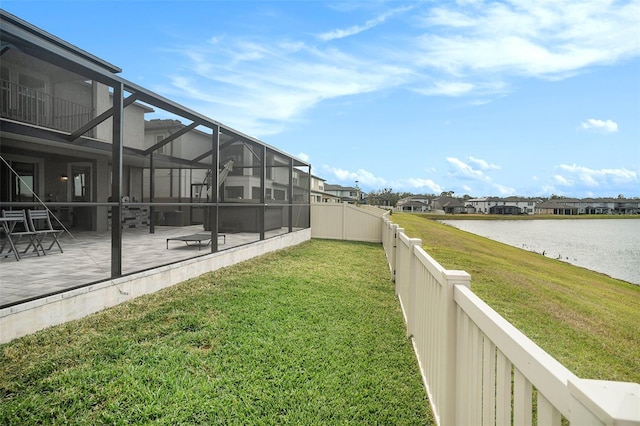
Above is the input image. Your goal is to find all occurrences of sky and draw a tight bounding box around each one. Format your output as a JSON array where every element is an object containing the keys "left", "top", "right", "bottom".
[{"left": 3, "top": 0, "right": 640, "bottom": 198}]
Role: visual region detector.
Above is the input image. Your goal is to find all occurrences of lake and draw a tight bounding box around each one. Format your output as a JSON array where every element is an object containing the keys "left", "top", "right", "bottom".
[{"left": 440, "top": 219, "right": 640, "bottom": 285}]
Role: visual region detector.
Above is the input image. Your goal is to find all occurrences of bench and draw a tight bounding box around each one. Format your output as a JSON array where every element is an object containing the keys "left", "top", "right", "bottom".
[{"left": 166, "top": 233, "right": 226, "bottom": 250}]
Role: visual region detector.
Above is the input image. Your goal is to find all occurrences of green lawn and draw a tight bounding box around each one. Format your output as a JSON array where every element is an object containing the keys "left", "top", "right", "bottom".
[
  {"left": 0, "top": 239, "right": 433, "bottom": 425},
  {"left": 392, "top": 213, "right": 640, "bottom": 383}
]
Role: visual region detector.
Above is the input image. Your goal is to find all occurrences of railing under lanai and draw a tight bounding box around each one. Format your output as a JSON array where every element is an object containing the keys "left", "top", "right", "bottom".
[{"left": 1, "top": 79, "right": 92, "bottom": 133}]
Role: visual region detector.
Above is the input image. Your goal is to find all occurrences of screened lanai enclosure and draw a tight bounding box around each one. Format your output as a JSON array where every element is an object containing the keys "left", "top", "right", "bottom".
[{"left": 0, "top": 10, "right": 310, "bottom": 308}]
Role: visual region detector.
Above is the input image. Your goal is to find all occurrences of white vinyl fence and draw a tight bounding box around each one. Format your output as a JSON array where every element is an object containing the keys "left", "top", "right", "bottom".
[
  {"left": 382, "top": 216, "right": 639, "bottom": 426},
  {"left": 311, "top": 203, "right": 387, "bottom": 242}
]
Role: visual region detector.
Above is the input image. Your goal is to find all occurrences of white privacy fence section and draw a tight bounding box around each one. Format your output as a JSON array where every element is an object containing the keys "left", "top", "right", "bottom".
[
  {"left": 382, "top": 216, "right": 640, "bottom": 426},
  {"left": 311, "top": 203, "right": 386, "bottom": 242}
]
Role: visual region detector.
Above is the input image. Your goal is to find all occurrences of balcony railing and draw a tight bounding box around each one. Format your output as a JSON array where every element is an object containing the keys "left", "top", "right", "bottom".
[{"left": 0, "top": 79, "right": 92, "bottom": 134}]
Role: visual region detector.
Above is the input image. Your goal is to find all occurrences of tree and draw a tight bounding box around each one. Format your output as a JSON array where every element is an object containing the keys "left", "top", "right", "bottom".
[{"left": 366, "top": 189, "right": 413, "bottom": 207}]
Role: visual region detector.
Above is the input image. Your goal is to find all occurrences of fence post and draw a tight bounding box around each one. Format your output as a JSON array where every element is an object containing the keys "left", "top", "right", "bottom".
[
  {"left": 442, "top": 270, "right": 471, "bottom": 426},
  {"left": 342, "top": 202, "right": 347, "bottom": 240},
  {"left": 406, "top": 236, "right": 422, "bottom": 340},
  {"left": 393, "top": 227, "right": 405, "bottom": 289},
  {"left": 568, "top": 378, "right": 640, "bottom": 425},
  {"left": 390, "top": 223, "right": 399, "bottom": 282}
]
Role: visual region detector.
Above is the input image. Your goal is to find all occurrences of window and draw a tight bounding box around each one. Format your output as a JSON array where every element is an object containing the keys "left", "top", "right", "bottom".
[
  {"left": 226, "top": 186, "right": 244, "bottom": 199},
  {"left": 71, "top": 166, "right": 91, "bottom": 201},
  {"left": 155, "top": 134, "right": 168, "bottom": 155},
  {"left": 251, "top": 186, "right": 261, "bottom": 200},
  {"left": 274, "top": 189, "right": 286, "bottom": 201},
  {"left": 12, "top": 162, "right": 37, "bottom": 202},
  {"left": 225, "top": 145, "right": 244, "bottom": 176}
]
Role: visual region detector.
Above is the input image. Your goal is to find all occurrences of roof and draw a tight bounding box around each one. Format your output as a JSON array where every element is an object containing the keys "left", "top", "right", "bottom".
[
  {"left": 325, "top": 184, "right": 357, "bottom": 191},
  {"left": 0, "top": 9, "right": 310, "bottom": 169},
  {"left": 536, "top": 200, "right": 575, "bottom": 209},
  {"left": 0, "top": 9, "right": 122, "bottom": 73}
]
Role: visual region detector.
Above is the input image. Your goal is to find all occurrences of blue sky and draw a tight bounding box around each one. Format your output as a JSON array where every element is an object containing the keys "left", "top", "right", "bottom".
[{"left": 3, "top": 1, "right": 639, "bottom": 197}]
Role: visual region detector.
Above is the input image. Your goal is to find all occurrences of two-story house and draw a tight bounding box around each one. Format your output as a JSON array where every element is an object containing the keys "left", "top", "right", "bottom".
[
  {"left": 324, "top": 184, "right": 361, "bottom": 204},
  {"left": 310, "top": 175, "right": 341, "bottom": 203},
  {"left": 0, "top": 9, "right": 310, "bottom": 282}
]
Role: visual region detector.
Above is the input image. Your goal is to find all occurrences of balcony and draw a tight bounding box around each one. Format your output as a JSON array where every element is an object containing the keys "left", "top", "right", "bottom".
[{"left": 0, "top": 79, "right": 92, "bottom": 134}]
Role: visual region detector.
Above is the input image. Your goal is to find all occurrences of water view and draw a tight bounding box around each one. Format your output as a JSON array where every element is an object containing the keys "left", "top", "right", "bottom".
[{"left": 440, "top": 219, "right": 640, "bottom": 285}]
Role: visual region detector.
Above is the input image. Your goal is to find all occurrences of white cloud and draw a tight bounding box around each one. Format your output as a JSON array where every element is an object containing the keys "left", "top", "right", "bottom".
[
  {"left": 447, "top": 156, "right": 501, "bottom": 178},
  {"left": 467, "top": 156, "right": 501, "bottom": 170},
  {"left": 493, "top": 184, "right": 515, "bottom": 195},
  {"left": 580, "top": 118, "right": 618, "bottom": 133},
  {"left": 556, "top": 164, "right": 638, "bottom": 187},
  {"left": 321, "top": 165, "right": 387, "bottom": 187},
  {"left": 297, "top": 152, "right": 310, "bottom": 162},
  {"left": 165, "top": 38, "right": 413, "bottom": 137},
  {"left": 404, "top": 178, "right": 444, "bottom": 193},
  {"left": 416, "top": 1, "right": 640, "bottom": 78},
  {"left": 446, "top": 157, "right": 487, "bottom": 180},
  {"left": 318, "top": 5, "right": 415, "bottom": 41},
  {"left": 415, "top": 81, "right": 474, "bottom": 96},
  {"left": 163, "top": 1, "right": 639, "bottom": 136},
  {"left": 553, "top": 175, "right": 573, "bottom": 186},
  {"left": 447, "top": 157, "right": 515, "bottom": 195}
]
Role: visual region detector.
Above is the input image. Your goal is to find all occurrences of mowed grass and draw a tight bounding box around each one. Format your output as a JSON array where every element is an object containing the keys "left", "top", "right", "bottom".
[
  {"left": 392, "top": 213, "right": 640, "bottom": 383},
  {"left": 0, "top": 240, "right": 432, "bottom": 425}
]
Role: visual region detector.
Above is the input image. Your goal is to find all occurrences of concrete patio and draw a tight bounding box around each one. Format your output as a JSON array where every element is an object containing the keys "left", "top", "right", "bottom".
[{"left": 1, "top": 225, "right": 290, "bottom": 307}]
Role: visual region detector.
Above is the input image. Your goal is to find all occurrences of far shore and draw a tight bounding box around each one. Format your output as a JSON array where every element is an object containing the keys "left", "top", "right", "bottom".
[{"left": 410, "top": 213, "right": 640, "bottom": 220}]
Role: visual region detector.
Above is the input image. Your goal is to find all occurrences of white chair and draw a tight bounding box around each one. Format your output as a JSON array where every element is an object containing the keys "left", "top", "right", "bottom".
[
  {"left": 1, "top": 209, "right": 44, "bottom": 257},
  {"left": 28, "top": 209, "right": 64, "bottom": 253}
]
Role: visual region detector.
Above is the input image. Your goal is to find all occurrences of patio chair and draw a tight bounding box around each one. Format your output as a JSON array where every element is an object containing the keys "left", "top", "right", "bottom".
[
  {"left": 1, "top": 209, "right": 44, "bottom": 257},
  {"left": 28, "top": 209, "right": 64, "bottom": 253}
]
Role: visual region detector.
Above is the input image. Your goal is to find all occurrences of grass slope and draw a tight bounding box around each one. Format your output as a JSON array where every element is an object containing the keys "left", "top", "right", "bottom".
[
  {"left": 392, "top": 213, "right": 640, "bottom": 383},
  {"left": 1, "top": 240, "right": 433, "bottom": 425}
]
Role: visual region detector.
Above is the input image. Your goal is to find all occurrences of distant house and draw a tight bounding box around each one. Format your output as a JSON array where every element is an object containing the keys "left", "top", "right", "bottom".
[
  {"left": 572, "top": 198, "right": 615, "bottom": 214},
  {"left": 468, "top": 197, "right": 538, "bottom": 214},
  {"left": 310, "top": 176, "right": 341, "bottom": 203},
  {"left": 432, "top": 196, "right": 465, "bottom": 214},
  {"left": 615, "top": 198, "right": 640, "bottom": 214},
  {"left": 489, "top": 205, "right": 522, "bottom": 215},
  {"left": 396, "top": 196, "right": 430, "bottom": 212},
  {"left": 535, "top": 200, "right": 579, "bottom": 215},
  {"left": 467, "top": 198, "right": 488, "bottom": 213},
  {"left": 324, "top": 184, "right": 361, "bottom": 204}
]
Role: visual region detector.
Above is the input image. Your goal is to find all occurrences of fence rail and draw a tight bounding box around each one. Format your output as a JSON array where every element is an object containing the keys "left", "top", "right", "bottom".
[
  {"left": 382, "top": 214, "right": 640, "bottom": 426},
  {"left": 1, "top": 79, "right": 92, "bottom": 133}
]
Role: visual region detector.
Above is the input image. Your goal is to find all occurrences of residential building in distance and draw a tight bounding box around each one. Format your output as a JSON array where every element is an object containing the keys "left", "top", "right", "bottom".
[
  {"left": 397, "top": 195, "right": 639, "bottom": 215},
  {"left": 432, "top": 196, "right": 466, "bottom": 214},
  {"left": 324, "top": 184, "right": 362, "bottom": 204},
  {"left": 310, "top": 175, "right": 341, "bottom": 203},
  {"left": 467, "top": 197, "right": 539, "bottom": 214},
  {"left": 396, "top": 196, "right": 431, "bottom": 212}
]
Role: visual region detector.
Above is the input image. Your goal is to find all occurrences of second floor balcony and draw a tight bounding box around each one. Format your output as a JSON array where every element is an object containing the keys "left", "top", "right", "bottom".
[{"left": 0, "top": 79, "right": 92, "bottom": 134}]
